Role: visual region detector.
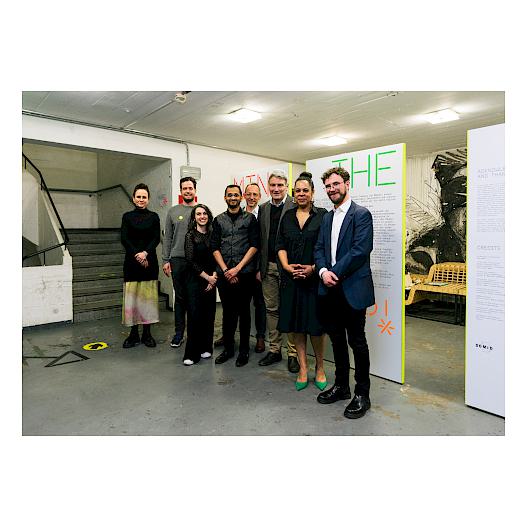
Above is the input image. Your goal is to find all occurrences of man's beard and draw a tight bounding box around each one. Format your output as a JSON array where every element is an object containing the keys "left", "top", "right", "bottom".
[
  {"left": 183, "top": 196, "right": 194, "bottom": 204},
  {"left": 330, "top": 190, "right": 347, "bottom": 206}
]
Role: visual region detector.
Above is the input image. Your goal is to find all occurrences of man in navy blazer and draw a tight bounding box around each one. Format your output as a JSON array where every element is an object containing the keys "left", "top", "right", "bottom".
[{"left": 314, "top": 166, "right": 375, "bottom": 419}]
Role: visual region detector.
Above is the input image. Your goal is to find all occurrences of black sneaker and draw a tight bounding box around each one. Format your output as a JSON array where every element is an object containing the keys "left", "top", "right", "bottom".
[{"left": 171, "top": 333, "right": 184, "bottom": 347}]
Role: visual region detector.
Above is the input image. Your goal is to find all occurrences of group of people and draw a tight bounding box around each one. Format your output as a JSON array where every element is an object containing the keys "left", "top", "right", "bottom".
[{"left": 120, "top": 167, "right": 375, "bottom": 419}]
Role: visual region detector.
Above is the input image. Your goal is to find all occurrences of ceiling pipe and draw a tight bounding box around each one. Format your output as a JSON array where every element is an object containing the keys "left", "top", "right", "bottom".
[{"left": 22, "top": 109, "right": 302, "bottom": 165}]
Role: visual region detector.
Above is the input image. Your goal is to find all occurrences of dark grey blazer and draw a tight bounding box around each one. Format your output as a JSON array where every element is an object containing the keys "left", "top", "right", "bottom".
[{"left": 258, "top": 195, "right": 295, "bottom": 278}]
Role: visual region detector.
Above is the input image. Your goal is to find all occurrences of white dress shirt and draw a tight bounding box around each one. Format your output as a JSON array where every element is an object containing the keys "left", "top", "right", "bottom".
[
  {"left": 320, "top": 197, "right": 352, "bottom": 278},
  {"left": 247, "top": 204, "right": 259, "bottom": 219}
]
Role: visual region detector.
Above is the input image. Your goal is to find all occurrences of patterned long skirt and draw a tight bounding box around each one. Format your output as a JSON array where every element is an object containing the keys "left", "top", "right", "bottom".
[{"left": 122, "top": 280, "right": 159, "bottom": 326}]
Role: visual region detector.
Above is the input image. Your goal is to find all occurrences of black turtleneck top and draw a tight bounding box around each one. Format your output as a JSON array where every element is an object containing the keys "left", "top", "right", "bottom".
[{"left": 121, "top": 207, "right": 160, "bottom": 282}]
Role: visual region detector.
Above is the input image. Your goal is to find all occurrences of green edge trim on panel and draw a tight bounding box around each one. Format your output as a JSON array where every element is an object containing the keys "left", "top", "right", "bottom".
[{"left": 401, "top": 143, "right": 406, "bottom": 384}]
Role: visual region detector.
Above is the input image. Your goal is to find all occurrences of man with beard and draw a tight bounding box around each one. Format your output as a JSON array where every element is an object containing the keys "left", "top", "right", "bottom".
[
  {"left": 314, "top": 167, "right": 375, "bottom": 419},
  {"left": 211, "top": 184, "right": 260, "bottom": 367},
  {"left": 215, "top": 183, "right": 267, "bottom": 353},
  {"left": 162, "top": 176, "right": 197, "bottom": 348}
]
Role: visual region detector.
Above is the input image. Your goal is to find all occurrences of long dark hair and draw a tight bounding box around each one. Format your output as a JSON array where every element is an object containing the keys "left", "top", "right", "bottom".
[{"left": 188, "top": 203, "right": 213, "bottom": 236}]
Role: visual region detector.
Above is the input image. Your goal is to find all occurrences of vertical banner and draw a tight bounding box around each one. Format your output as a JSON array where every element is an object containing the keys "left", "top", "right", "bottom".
[
  {"left": 466, "top": 124, "right": 505, "bottom": 417},
  {"left": 232, "top": 163, "right": 293, "bottom": 198},
  {"left": 307, "top": 144, "right": 406, "bottom": 384}
]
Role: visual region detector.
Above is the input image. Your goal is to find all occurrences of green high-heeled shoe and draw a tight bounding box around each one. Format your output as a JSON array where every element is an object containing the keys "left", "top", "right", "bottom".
[
  {"left": 295, "top": 378, "right": 309, "bottom": 391},
  {"left": 314, "top": 378, "right": 328, "bottom": 391}
]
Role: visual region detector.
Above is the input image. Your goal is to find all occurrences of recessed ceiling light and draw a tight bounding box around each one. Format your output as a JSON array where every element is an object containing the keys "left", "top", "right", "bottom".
[
  {"left": 228, "top": 108, "right": 262, "bottom": 123},
  {"left": 319, "top": 135, "right": 347, "bottom": 146},
  {"left": 423, "top": 109, "right": 460, "bottom": 124}
]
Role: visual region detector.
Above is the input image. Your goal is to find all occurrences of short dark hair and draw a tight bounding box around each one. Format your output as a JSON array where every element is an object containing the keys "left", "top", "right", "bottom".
[
  {"left": 188, "top": 203, "right": 213, "bottom": 235},
  {"left": 321, "top": 166, "right": 350, "bottom": 183},
  {"left": 180, "top": 176, "right": 197, "bottom": 190},
  {"left": 295, "top": 171, "right": 314, "bottom": 192},
  {"left": 133, "top": 183, "right": 150, "bottom": 197},
  {"left": 225, "top": 184, "right": 242, "bottom": 196}
]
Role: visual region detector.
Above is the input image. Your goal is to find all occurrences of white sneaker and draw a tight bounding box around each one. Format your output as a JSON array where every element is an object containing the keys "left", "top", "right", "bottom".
[
  {"left": 183, "top": 359, "right": 194, "bottom": 366},
  {"left": 201, "top": 352, "right": 212, "bottom": 359}
]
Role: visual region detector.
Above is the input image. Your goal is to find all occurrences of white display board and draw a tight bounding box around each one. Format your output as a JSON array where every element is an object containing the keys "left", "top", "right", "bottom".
[
  {"left": 307, "top": 144, "right": 406, "bottom": 384},
  {"left": 466, "top": 124, "right": 505, "bottom": 416},
  {"left": 232, "top": 163, "right": 293, "bottom": 198}
]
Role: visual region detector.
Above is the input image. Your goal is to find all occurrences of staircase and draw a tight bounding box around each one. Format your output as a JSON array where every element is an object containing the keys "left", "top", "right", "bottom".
[
  {"left": 68, "top": 228, "right": 168, "bottom": 323},
  {"left": 68, "top": 228, "right": 125, "bottom": 322}
]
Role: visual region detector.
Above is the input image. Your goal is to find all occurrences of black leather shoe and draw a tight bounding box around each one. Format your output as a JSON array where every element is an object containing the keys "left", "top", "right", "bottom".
[
  {"left": 316, "top": 384, "right": 352, "bottom": 405},
  {"left": 258, "top": 351, "right": 282, "bottom": 366},
  {"left": 287, "top": 356, "right": 300, "bottom": 373},
  {"left": 235, "top": 352, "right": 249, "bottom": 367},
  {"left": 344, "top": 395, "right": 371, "bottom": 419},
  {"left": 123, "top": 335, "right": 140, "bottom": 348},
  {"left": 215, "top": 350, "right": 234, "bottom": 364},
  {"left": 141, "top": 335, "right": 157, "bottom": 348}
]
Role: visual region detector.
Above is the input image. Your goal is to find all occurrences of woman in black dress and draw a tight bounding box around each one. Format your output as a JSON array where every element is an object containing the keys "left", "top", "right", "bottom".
[
  {"left": 121, "top": 183, "right": 161, "bottom": 348},
  {"left": 277, "top": 173, "right": 327, "bottom": 390},
  {"left": 183, "top": 204, "right": 217, "bottom": 365}
]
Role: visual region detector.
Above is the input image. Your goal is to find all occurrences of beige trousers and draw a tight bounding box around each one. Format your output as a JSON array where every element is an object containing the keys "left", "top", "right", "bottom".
[{"left": 262, "top": 262, "right": 297, "bottom": 357}]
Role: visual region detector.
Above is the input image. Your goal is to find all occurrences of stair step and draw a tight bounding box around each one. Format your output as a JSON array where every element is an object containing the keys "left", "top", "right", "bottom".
[
  {"left": 74, "top": 306, "right": 122, "bottom": 323},
  {"left": 66, "top": 230, "right": 121, "bottom": 243},
  {"left": 68, "top": 243, "right": 124, "bottom": 256},
  {"left": 73, "top": 266, "right": 123, "bottom": 281},
  {"left": 73, "top": 254, "right": 124, "bottom": 268},
  {"left": 73, "top": 278, "right": 123, "bottom": 296},
  {"left": 73, "top": 291, "right": 123, "bottom": 306},
  {"left": 74, "top": 297, "right": 123, "bottom": 313}
]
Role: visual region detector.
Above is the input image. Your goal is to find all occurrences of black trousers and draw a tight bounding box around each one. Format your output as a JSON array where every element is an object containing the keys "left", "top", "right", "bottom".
[
  {"left": 319, "top": 287, "right": 371, "bottom": 396},
  {"left": 183, "top": 276, "right": 216, "bottom": 363},
  {"left": 217, "top": 272, "right": 255, "bottom": 354},
  {"left": 170, "top": 257, "right": 190, "bottom": 334},
  {"left": 253, "top": 279, "right": 266, "bottom": 338}
]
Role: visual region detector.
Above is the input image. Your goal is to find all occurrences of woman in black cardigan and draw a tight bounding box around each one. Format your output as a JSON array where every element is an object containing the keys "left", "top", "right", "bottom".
[{"left": 120, "top": 183, "right": 161, "bottom": 348}]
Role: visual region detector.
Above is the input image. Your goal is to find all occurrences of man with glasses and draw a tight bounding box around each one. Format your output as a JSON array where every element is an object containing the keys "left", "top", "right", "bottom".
[
  {"left": 211, "top": 184, "right": 260, "bottom": 367},
  {"left": 257, "top": 170, "right": 299, "bottom": 373},
  {"left": 314, "top": 167, "right": 375, "bottom": 419}
]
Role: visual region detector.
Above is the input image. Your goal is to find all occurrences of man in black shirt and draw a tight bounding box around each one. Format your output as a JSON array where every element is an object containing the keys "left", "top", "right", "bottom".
[{"left": 211, "top": 184, "right": 260, "bottom": 367}]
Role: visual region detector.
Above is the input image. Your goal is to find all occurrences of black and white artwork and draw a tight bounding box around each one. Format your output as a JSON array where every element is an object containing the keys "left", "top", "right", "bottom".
[{"left": 406, "top": 148, "right": 467, "bottom": 275}]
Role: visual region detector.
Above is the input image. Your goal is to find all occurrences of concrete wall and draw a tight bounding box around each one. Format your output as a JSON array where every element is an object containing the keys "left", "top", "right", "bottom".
[
  {"left": 23, "top": 142, "right": 99, "bottom": 228},
  {"left": 22, "top": 256, "right": 73, "bottom": 327},
  {"left": 22, "top": 169, "right": 39, "bottom": 245}
]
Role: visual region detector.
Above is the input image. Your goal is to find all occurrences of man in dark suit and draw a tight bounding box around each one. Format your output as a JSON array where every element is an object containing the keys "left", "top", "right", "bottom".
[
  {"left": 257, "top": 169, "right": 299, "bottom": 373},
  {"left": 314, "top": 166, "right": 375, "bottom": 419}
]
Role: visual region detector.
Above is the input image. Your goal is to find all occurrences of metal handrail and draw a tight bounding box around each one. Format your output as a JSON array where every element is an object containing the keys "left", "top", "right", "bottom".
[
  {"left": 22, "top": 153, "right": 70, "bottom": 262},
  {"left": 47, "top": 184, "right": 133, "bottom": 202}
]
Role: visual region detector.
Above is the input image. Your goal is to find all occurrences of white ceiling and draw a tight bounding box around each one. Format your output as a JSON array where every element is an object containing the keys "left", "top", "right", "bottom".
[{"left": 22, "top": 91, "right": 505, "bottom": 163}]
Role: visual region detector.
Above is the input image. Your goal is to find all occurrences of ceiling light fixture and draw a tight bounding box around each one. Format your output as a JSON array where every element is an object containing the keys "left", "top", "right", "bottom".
[
  {"left": 228, "top": 108, "right": 262, "bottom": 123},
  {"left": 319, "top": 135, "right": 347, "bottom": 147},
  {"left": 423, "top": 109, "right": 460, "bottom": 124}
]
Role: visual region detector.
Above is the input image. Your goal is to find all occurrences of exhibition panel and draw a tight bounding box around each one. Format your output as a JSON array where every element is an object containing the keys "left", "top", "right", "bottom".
[
  {"left": 307, "top": 144, "right": 406, "bottom": 383},
  {"left": 466, "top": 124, "right": 505, "bottom": 417}
]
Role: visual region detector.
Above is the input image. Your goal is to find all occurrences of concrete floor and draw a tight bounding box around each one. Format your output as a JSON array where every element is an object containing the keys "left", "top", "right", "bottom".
[{"left": 22, "top": 306, "right": 504, "bottom": 435}]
